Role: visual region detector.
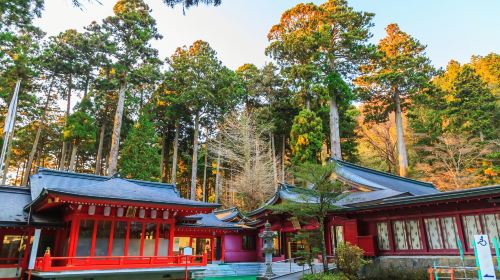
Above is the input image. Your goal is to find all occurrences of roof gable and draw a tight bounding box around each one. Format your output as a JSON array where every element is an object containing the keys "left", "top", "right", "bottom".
[
  {"left": 333, "top": 159, "right": 439, "bottom": 196},
  {"left": 29, "top": 168, "right": 218, "bottom": 209}
]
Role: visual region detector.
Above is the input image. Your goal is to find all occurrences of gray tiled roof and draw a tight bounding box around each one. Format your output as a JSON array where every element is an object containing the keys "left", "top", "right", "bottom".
[
  {"left": 179, "top": 213, "right": 242, "bottom": 229},
  {"left": 335, "top": 189, "right": 409, "bottom": 207},
  {"left": 0, "top": 186, "right": 61, "bottom": 226},
  {"left": 247, "top": 160, "right": 440, "bottom": 218},
  {"left": 334, "top": 159, "right": 439, "bottom": 196},
  {"left": 29, "top": 168, "right": 219, "bottom": 208}
]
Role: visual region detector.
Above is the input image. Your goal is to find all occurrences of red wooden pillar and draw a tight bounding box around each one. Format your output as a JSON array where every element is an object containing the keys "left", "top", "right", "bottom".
[
  {"left": 124, "top": 222, "right": 130, "bottom": 256},
  {"left": 418, "top": 217, "right": 429, "bottom": 252},
  {"left": 140, "top": 223, "right": 146, "bottom": 256},
  {"left": 68, "top": 216, "right": 80, "bottom": 258},
  {"left": 221, "top": 235, "right": 225, "bottom": 261},
  {"left": 325, "top": 219, "right": 332, "bottom": 256},
  {"left": 108, "top": 221, "right": 115, "bottom": 256},
  {"left": 90, "top": 220, "right": 98, "bottom": 256},
  {"left": 387, "top": 219, "right": 396, "bottom": 253},
  {"left": 169, "top": 222, "right": 175, "bottom": 256},
  {"left": 455, "top": 214, "right": 468, "bottom": 253},
  {"left": 211, "top": 237, "right": 215, "bottom": 262},
  {"left": 154, "top": 222, "right": 160, "bottom": 256}
]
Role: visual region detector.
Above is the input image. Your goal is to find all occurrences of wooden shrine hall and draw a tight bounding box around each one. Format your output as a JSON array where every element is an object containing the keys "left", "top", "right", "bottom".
[
  {"left": 0, "top": 168, "right": 243, "bottom": 280},
  {"left": 1, "top": 160, "right": 500, "bottom": 279}
]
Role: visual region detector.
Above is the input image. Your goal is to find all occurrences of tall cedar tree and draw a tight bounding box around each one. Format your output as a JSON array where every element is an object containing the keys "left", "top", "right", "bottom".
[
  {"left": 101, "top": 0, "right": 162, "bottom": 175},
  {"left": 446, "top": 65, "right": 497, "bottom": 139},
  {"left": 269, "top": 162, "right": 343, "bottom": 274},
  {"left": 267, "top": 0, "right": 374, "bottom": 160},
  {"left": 119, "top": 113, "right": 160, "bottom": 181},
  {"left": 355, "top": 24, "right": 434, "bottom": 177},
  {"left": 63, "top": 108, "right": 96, "bottom": 172},
  {"left": 167, "top": 40, "right": 242, "bottom": 200},
  {"left": 290, "top": 109, "right": 323, "bottom": 164}
]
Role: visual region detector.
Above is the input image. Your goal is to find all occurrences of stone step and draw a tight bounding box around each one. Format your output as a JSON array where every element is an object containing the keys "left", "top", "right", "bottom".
[{"left": 192, "top": 262, "right": 314, "bottom": 279}]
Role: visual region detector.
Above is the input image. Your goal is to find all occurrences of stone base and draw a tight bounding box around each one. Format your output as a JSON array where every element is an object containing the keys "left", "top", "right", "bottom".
[
  {"left": 371, "top": 255, "right": 479, "bottom": 270},
  {"left": 361, "top": 255, "right": 484, "bottom": 279}
]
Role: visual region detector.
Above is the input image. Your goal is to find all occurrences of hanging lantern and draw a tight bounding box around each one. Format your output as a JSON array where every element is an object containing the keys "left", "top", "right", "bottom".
[
  {"left": 117, "top": 207, "right": 124, "bottom": 217},
  {"left": 88, "top": 205, "right": 96, "bottom": 215},
  {"left": 104, "top": 206, "right": 111, "bottom": 216}
]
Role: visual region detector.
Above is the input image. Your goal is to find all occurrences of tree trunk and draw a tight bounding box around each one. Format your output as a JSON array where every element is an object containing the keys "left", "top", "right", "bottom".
[
  {"left": 108, "top": 81, "right": 127, "bottom": 175},
  {"left": 22, "top": 79, "right": 54, "bottom": 185},
  {"left": 202, "top": 143, "right": 208, "bottom": 202},
  {"left": 160, "top": 131, "right": 167, "bottom": 182},
  {"left": 2, "top": 127, "right": 15, "bottom": 184},
  {"left": 305, "top": 95, "right": 311, "bottom": 110},
  {"left": 202, "top": 127, "right": 209, "bottom": 202},
  {"left": 59, "top": 142, "right": 67, "bottom": 171},
  {"left": 281, "top": 135, "right": 285, "bottom": 183},
  {"left": 171, "top": 119, "right": 180, "bottom": 184},
  {"left": 394, "top": 92, "right": 408, "bottom": 177},
  {"left": 190, "top": 113, "right": 200, "bottom": 200},
  {"left": 59, "top": 74, "right": 73, "bottom": 171},
  {"left": 95, "top": 124, "right": 105, "bottom": 175},
  {"left": 329, "top": 95, "right": 342, "bottom": 160},
  {"left": 215, "top": 137, "right": 221, "bottom": 204},
  {"left": 0, "top": 79, "right": 21, "bottom": 184},
  {"left": 160, "top": 134, "right": 165, "bottom": 182},
  {"left": 319, "top": 214, "right": 329, "bottom": 274},
  {"left": 270, "top": 133, "right": 278, "bottom": 187},
  {"left": 68, "top": 141, "right": 78, "bottom": 172}
]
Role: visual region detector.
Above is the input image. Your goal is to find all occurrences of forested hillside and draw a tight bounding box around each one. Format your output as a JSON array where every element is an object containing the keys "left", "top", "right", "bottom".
[{"left": 1, "top": 0, "right": 498, "bottom": 211}]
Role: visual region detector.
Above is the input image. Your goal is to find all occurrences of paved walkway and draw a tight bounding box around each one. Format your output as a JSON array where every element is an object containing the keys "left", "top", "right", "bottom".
[{"left": 271, "top": 264, "right": 325, "bottom": 280}]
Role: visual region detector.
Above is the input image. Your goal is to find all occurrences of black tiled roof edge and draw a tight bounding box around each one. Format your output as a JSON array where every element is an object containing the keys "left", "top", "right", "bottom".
[
  {"left": 333, "top": 184, "right": 500, "bottom": 212},
  {"left": 35, "top": 168, "right": 180, "bottom": 194},
  {"left": 333, "top": 159, "right": 436, "bottom": 189}
]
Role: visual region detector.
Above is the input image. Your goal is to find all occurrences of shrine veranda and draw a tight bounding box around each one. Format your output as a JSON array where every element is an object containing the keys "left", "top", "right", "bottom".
[{"left": 1, "top": 159, "right": 499, "bottom": 279}]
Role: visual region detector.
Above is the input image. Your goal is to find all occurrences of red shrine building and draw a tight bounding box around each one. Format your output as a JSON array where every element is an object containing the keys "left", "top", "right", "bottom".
[
  {"left": 0, "top": 169, "right": 243, "bottom": 280},
  {"left": 1, "top": 160, "right": 500, "bottom": 279},
  {"left": 245, "top": 160, "right": 500, "bottom": 267}
]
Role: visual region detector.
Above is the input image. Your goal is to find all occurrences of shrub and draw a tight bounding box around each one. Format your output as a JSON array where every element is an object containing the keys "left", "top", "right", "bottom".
[
  {"left": 334, "top": 242, "right": 369, "bottom": 280},
  {"left": 301, "top": 273, "right": 350, "bottom": 280}
]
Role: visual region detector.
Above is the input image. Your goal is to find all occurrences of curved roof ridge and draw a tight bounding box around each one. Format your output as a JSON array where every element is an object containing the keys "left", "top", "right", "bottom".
[
  {"left": 333, "top": 159, "right": 436, "bottom": 189},
  {"left": 36, "top": 168, "right": 177, "bottom": 191},
  {"left": 36, "top": 168, "right": 107, "bottom": 181}
]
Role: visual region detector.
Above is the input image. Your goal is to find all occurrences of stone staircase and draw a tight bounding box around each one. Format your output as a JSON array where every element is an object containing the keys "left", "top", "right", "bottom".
[{"left": 191, "top": 262, "right": 311, "bottom": 279}]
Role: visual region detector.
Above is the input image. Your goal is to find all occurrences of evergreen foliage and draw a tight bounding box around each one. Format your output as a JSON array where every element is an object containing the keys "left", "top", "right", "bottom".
[
  {"left": 269, "top": 162, "right": 344, "bottom": 273},
  {"left": 119, "top": 113, "right": 160, "bottom": 180},
  {"left": 290, "top": 109, "right": 323, "bottom": 164}
]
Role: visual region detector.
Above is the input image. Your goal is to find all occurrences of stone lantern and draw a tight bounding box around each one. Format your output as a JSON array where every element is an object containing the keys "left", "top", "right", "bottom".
[{"left": 258, "top": 221, "right": 276, "bottom": 279}]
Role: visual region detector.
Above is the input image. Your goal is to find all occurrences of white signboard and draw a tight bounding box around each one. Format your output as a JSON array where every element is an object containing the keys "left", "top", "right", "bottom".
[
  {"left": 475, "top": 235, "right": 497, "bottom": 280},
  {"left": 183, "top": 246, "right": 193, "bottom": 256},
  {"left": 28, "top": 229, "right": 41, "bottom": 270}
]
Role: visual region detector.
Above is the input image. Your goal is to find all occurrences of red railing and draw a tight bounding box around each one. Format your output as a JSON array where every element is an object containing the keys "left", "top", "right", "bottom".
[
  {"left": 33, "top": 254, "right": 208, "bottom": 272},
  {"left": 0, "top": 258, "right": 20, "bottom": 267}
]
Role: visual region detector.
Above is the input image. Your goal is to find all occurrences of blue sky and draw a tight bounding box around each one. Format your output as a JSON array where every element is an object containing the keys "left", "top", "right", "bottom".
[{"left": 35, "top": 0, "right": 500, "bottom": 70}]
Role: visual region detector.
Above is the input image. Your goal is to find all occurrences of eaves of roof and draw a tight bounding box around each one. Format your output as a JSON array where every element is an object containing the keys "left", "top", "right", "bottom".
[
  {"left": 333, "top": 159, "right": 436, "bottom": 189},
  {"left": 331, "top": 184, "right": 500, "bottom": 213},
  {"left": 26, "top": 188, "right": 220, "bottom": 211}
]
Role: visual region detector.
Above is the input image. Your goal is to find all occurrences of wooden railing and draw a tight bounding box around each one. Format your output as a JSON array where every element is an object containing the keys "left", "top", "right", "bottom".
[
  {"left": 33, "top": 253, "right": 208, "bottom": 272},
  {"left": 0, "top": 257, "right": 20, "bottom": 266}
]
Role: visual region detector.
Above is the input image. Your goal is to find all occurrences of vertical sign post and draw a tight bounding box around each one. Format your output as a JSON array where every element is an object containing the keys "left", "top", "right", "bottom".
[
  {"left": 28, "top": 229, "right": 41, "bottom": 270},
  {"left": 27, "top": 229, "right": 41, "bottom": 280},
  {"left": 475, "top": 235, "right": 497, "bottom": 280}
]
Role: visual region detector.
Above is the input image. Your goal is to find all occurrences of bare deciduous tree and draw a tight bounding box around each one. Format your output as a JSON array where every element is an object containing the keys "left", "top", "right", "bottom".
[
  {"left": 415, "top": 134, "right": 494, "bottom": 190},
  {"left": 210, "top": 112, "right": 277, "bottom": 211}
]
